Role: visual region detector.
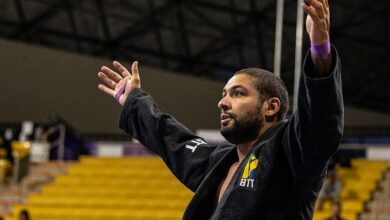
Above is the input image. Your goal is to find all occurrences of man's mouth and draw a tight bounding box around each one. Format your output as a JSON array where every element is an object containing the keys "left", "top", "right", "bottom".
[{"left": 220, "top": 113, "right": 233, "bottom": 126}]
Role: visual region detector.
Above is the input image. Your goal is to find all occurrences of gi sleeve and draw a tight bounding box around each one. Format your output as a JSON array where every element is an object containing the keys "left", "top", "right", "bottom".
[
  {"left": 283, "top": 46, "right": 344, "bottom": 187},
  {"left": 119, "top": 88, "right": 218, "bottom": 192}
]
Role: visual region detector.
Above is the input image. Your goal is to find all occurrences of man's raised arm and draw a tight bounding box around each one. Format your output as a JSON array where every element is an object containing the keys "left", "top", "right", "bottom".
[
  {"left": 282, "top": 0, "right": 344, "bottom": 187},
  {"left": 97, "top": 61, "right": 218, "bottom": 192}
]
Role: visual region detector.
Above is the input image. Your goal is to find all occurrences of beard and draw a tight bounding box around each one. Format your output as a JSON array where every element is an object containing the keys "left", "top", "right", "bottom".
[{"left": 220, "top": 106, "right": 264, "bottom": 145}]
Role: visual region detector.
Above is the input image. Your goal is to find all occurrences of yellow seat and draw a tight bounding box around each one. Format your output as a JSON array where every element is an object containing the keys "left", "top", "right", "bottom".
[
  {"left": 6, "top": 156, "right": 193, "bottom": 219},
  {"left": 313, "top": 210, "right": 357, "bottom": 220},
  {"left": 11, "top": 141, "right": 31, "bottom": 158}
]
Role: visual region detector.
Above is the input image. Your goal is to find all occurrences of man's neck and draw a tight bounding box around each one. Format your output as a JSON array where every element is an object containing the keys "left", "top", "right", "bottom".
[{"left": 236, "top": 121, "right": 278, "bottom": 163}]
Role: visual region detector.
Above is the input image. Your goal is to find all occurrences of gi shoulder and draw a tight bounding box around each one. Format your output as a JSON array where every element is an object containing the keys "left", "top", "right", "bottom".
[{"left": 207, "top": 143, "right": 236, "bottom": 168}]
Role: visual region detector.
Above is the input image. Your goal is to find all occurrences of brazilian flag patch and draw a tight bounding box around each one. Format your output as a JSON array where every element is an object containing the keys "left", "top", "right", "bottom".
[{"left": 239, "top": 153, "right": 258, "bottom": 190}]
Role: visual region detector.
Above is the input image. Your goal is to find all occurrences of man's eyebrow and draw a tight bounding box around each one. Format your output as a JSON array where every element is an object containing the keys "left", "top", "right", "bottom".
[
  {"left": 230, "top": 85, "right": 247, "bottom": 91},
  {"left": 222, "top": 85, "right": 247, "bottom": 94}
]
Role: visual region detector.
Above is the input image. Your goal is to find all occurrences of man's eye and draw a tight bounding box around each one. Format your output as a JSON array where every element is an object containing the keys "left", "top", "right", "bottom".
[{"left": 233, "top": 91, "right": 243, "bottom": 97}]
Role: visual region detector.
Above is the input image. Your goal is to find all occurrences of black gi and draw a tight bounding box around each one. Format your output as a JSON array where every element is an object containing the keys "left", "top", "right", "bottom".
[{"left": 119, "top": 47, "right": 344, "bottom": 220}]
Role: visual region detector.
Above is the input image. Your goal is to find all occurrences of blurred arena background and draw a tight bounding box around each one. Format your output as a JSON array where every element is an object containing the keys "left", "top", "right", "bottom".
[{"left": 0, "top": 0, "right": 389, "bottom": 219}]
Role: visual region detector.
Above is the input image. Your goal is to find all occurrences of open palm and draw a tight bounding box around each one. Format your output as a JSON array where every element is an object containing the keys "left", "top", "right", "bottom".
[{"left": 98, "top": 61, "right": 141, "bottom": 105}]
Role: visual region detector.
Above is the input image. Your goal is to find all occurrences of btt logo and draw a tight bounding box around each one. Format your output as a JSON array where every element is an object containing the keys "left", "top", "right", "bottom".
[{"left": 239, "top": 153, "right": 258, "bottom": 190}]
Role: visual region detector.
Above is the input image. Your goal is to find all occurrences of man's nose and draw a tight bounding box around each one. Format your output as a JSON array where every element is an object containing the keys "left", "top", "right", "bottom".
[{"left": 218, "top": 96, "right": 230, "bottom": 110}]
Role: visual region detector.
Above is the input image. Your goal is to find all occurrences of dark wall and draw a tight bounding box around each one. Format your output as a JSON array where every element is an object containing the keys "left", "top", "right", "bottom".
[
  {"left": 1, "top": 39, "right": 390, "bottom": 134},
  {"left": 0, "top": 39, "right": 223, "bottom": 133}
]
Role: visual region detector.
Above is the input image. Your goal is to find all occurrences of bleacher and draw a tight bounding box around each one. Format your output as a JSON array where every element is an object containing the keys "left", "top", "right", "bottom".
[
  {"left": 5, "top": 156, "right": 193, "bottom": 220},
  {"left": 313, "top": 159, "right": 388, "bottom": 220},
  {"left": 2, "top": 155, "right": 389, "bottom": 220}
]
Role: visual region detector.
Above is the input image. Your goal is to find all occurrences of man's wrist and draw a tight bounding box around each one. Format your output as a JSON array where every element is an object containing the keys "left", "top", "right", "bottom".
[{"left": 310, "top": 40, "right": 331, "bottom": 58}]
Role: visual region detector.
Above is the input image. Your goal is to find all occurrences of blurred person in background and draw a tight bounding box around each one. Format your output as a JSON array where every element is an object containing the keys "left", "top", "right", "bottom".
[
  {"left": 18, "top": 209, "right": 30, "bottom": 220},
  {"left": 325, "top": 202, "right": 344, "bottom": 220},
  {"left": 0, "top": 129, "right": 14, "bottom": 164},
  {"left": 317, "top": 166, "right": 342, "bottom": 210}
]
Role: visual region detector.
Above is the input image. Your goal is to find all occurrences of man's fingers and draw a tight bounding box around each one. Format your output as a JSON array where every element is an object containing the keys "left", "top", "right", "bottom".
[
  {"left": 302, "top": 3, "right": 320, "bottom": 23},
  {"left": 318, "top": 0, "right": 330, "bottom": 27},
  {"left": 113, "top": 61, "right": 131, "bottom": 77},
  {"left": 98, "top": 84, "right": 114, "bottom": 97},
  {"left": 101, "top": 66, "right": 122, "bottom": 83},
  {"left": 98, "top": 72, "right": 117, "bottom": 89},
  {"left": 309, "top": 0, "right": 325, "bottom": 19},
  {"left": 317, "top": 0, "right": 328, "bottom": 14},
  {"left": 131, "top": 61, "right": 140, "bottom": 79}
]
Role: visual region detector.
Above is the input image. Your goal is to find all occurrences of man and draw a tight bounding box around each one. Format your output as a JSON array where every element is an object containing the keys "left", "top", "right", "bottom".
[{"left": 97, "top": 0, "right": 343, "bottom": 219}]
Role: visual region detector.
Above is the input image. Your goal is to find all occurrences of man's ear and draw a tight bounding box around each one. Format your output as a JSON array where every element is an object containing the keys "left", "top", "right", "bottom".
[{"left": 263, "top": 97, "right": 281, "bottom": 122}]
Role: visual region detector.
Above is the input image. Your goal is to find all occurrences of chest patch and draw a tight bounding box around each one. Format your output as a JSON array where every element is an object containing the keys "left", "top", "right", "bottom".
[{"left": 239, "top": 153, "right": 258, "bottom": 190}]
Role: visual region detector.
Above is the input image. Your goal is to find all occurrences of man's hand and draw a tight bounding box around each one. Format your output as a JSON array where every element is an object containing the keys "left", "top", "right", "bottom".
[
  {"left": 302, "top": 0, "right": 329, "bottom": 45},
  {"left": 302, "top": 0, "right": 332, "bottom": 75},
  {"left": 98, "top": 61, "right": 141, "bottom": 106}
]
